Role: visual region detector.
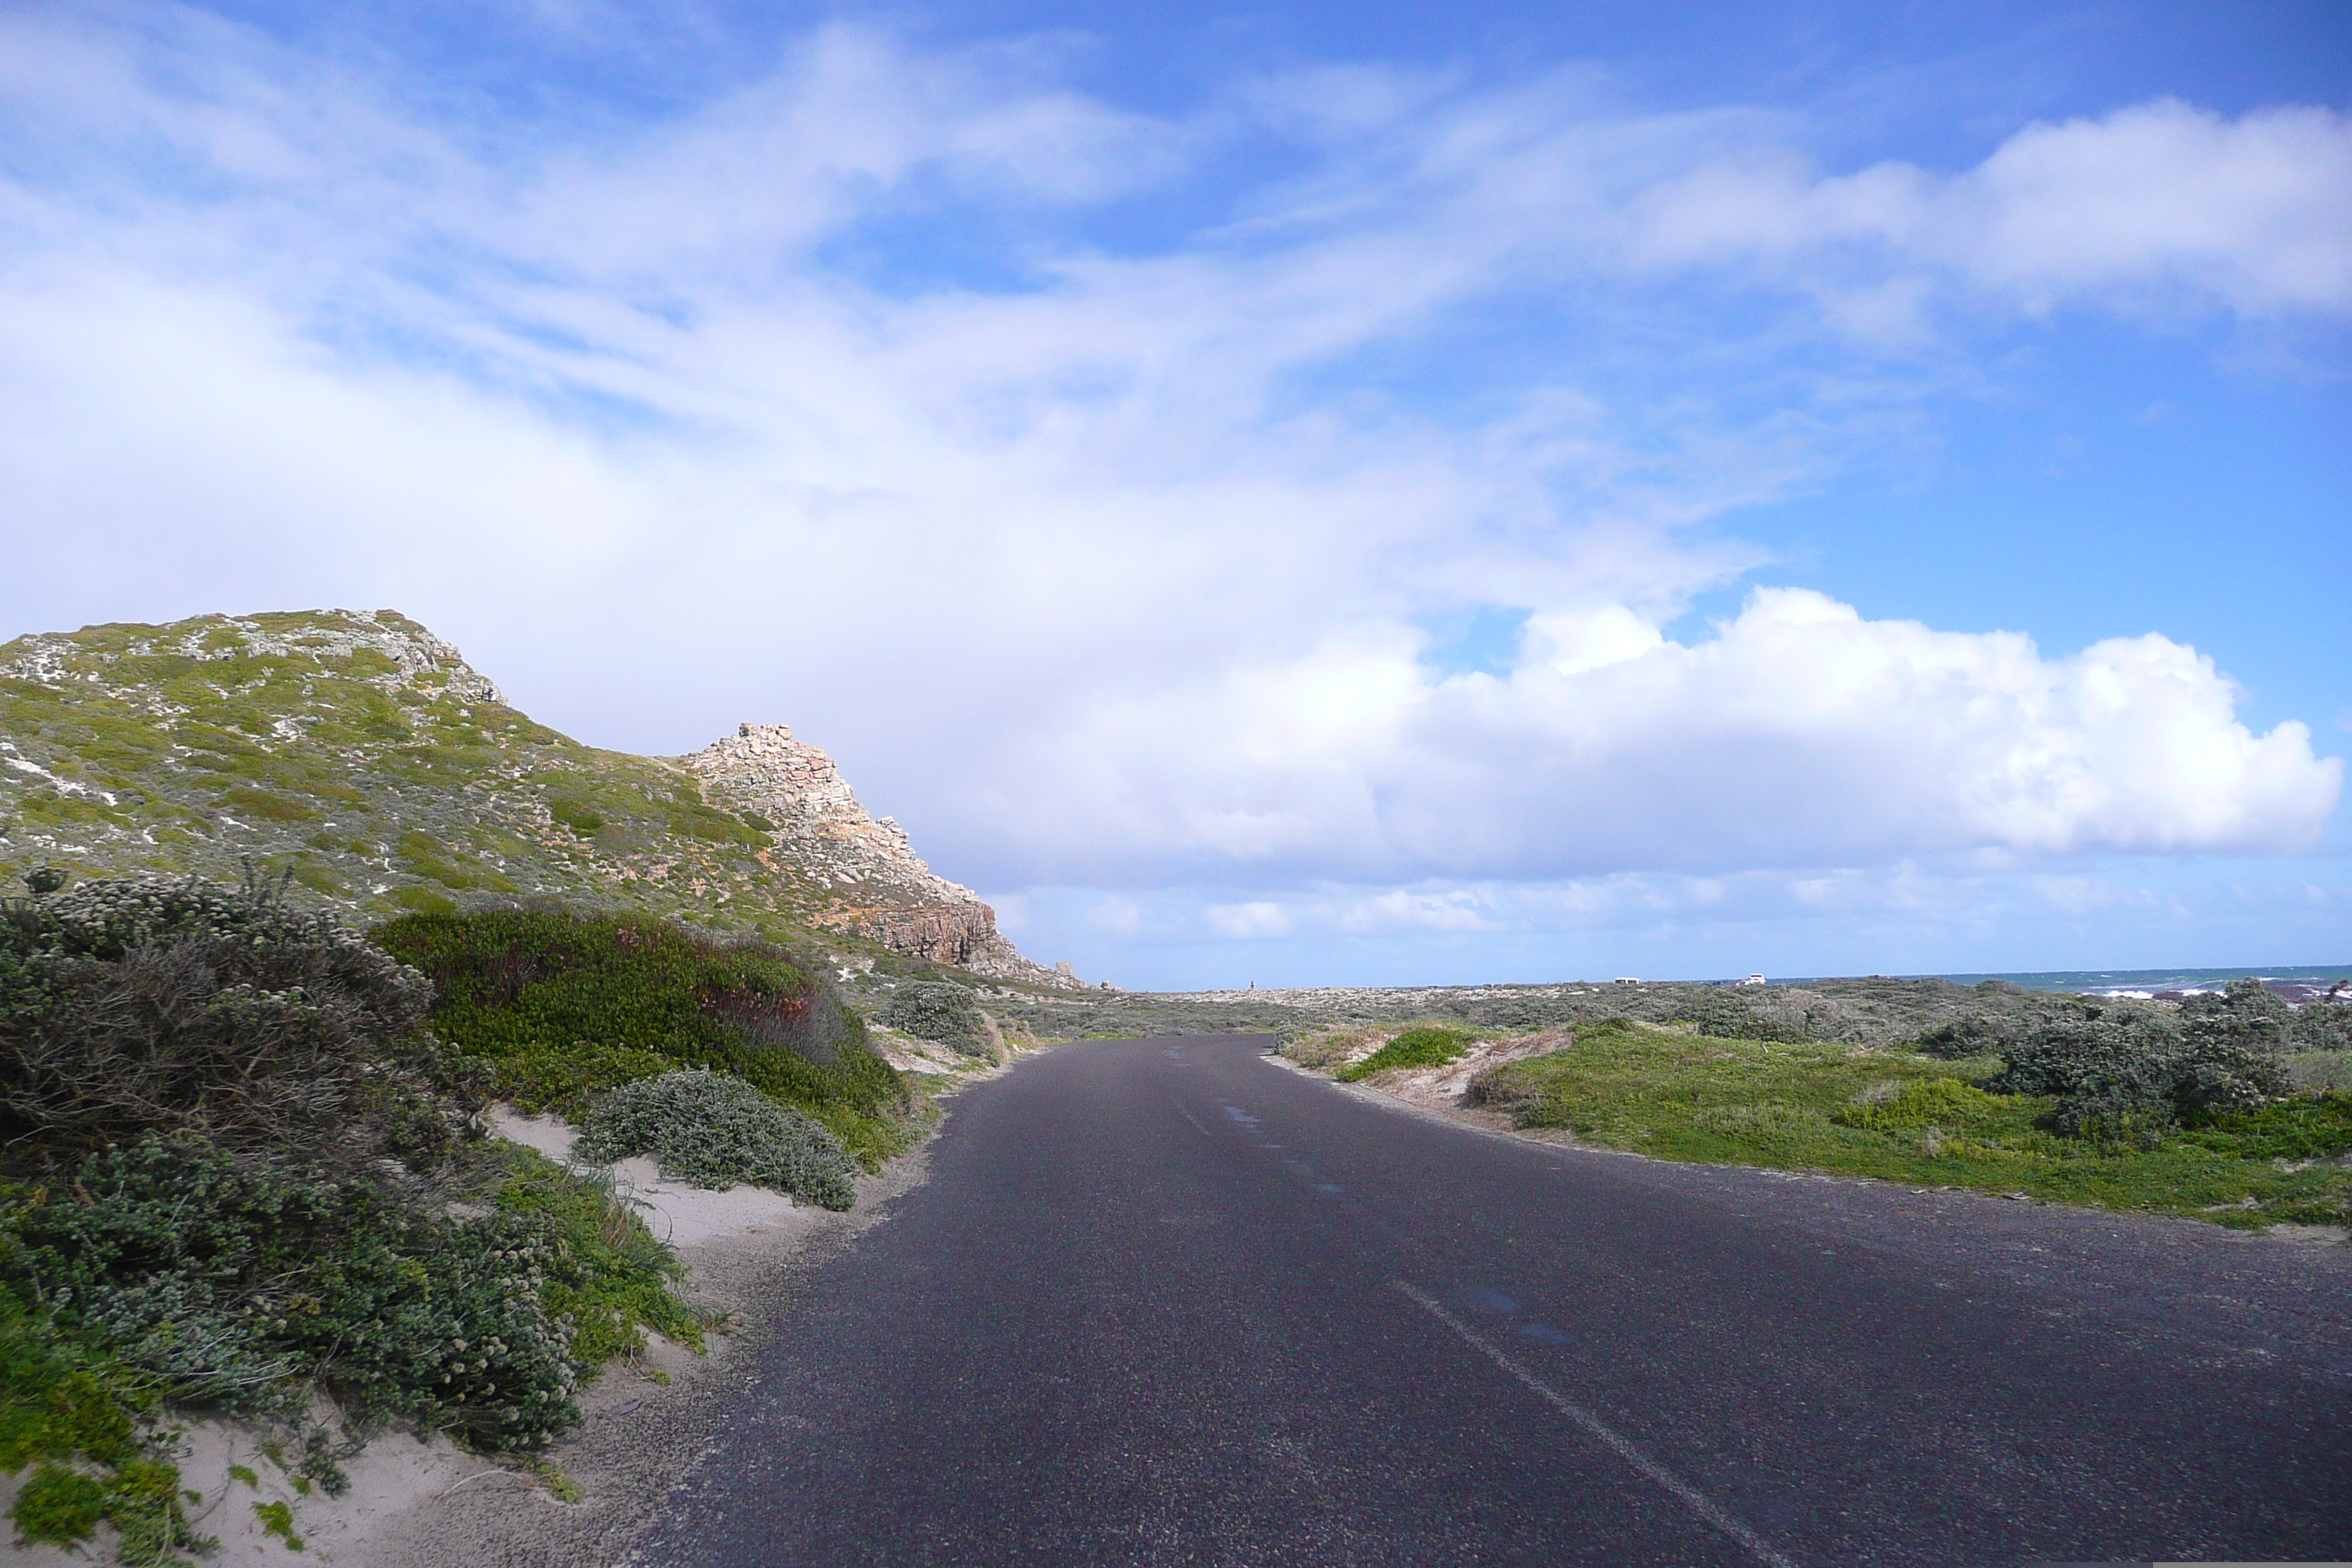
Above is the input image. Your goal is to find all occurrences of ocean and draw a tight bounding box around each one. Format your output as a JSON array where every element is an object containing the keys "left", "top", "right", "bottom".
[{"left": 1924, "top": 965, "right": 2352, "bottom": 1002}]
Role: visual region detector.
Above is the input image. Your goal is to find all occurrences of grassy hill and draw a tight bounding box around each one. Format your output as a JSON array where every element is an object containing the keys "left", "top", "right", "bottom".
[{"left": 0, "top": 609, "right": 999, "bottom": 979}]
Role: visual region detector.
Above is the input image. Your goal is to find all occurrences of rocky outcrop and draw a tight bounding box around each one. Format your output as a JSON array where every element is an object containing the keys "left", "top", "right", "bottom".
[
  {"left": 0, "top": 609, "right": 1074, "bottom": 990},
  {"left": 1, "top": 609, "right": 503, "bottom": 706},
  {"left": 681, "top": 723, "right": 1074, "bottom": 988}
]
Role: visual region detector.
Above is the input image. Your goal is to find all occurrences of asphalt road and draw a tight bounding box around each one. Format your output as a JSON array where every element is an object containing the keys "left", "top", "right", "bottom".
[{"left": 645, "top": 1035, "right": 2352, "bottom": 1567}]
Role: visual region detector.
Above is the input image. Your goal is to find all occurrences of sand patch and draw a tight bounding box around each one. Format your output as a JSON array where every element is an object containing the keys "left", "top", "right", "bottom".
[{"left": 485, "top": 1107, "right": 826, "bottom": 1252}]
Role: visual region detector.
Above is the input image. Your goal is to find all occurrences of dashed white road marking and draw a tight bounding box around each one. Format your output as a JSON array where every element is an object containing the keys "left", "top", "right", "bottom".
[{"left": 1396, "top": 1281, "right": 1800, "bottom": 1568}]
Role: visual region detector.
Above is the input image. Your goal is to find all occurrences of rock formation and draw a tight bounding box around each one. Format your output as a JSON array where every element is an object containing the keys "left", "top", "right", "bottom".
[
  {"left": 1, "top": 609, "right": 1077, "bottom": 990},
  {"left": 681, "top": 723, "right": 1074, "bottom": 987}
]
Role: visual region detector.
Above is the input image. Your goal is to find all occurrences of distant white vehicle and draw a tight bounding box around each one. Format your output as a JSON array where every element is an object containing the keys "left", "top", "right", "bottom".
[
  {"left": 1613, "top": 977, "right": 1640, "bottom": 985},
  {"left": 1738, "top": 973, "right": 1768, "bottom": 987}
]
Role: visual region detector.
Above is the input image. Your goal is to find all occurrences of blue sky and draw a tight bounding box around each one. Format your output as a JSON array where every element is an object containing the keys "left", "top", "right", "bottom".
[{"left": 1, "top": 0, "right": 2346, "bottom": 986}]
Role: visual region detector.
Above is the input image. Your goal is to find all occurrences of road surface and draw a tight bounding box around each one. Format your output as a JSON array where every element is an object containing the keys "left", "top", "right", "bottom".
[{"left": 646, "top": 1034, "right": 2352, "bottom": 1566}]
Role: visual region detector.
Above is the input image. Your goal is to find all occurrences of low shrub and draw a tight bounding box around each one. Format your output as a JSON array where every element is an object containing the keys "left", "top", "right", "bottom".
[
  {"left": 489, "top": 1144, "right": 711, "bottom": 1366},
  {"left": 0, "top": 871, "right": 459, "bottom": 1172},
  {"left": 1335, "top": 1025, "right": 1478, "bottom": 1082},
  {"left": 0, "top": 870, "right": 720, "bottom": 1553},
  {"left": 1673, "top": 990, "right": 1812, "bottom": 1044},
  {"left": 546, "top": 799, "right": 603, "bottom": 836},
  {"left": 5, "top": 1138, "right": 573, "bottom": 1443},
  {"left": 2, "top": 1136, "right": 711, "bottom": 1457},
  {"left": 1991, "top": 981, "right": 2291, "bottom": 1139},
  {"left": 2286, "top": 997, "right": 2352, "bottom": 1052},
  {"left": 374, "top": 907, "right": 911, "bottom": 1167},
  {"left": 374, "top": 906, "right": 852, "bottom": 1064},
  {"left": 2287, "top": 1050, "right": 2351, "bottom": 1094},
  {"left": 877, "top": 982, "right": 988, "bottom": 1056},
  {"left": 1456, "top": 1022, "right": 2351, "bottom": 1224},
  {"left": 1913, "top": 1014, "right": 2024, "bottom": 1060},
  {"left": 576, "top": 1069, "right": 859, "bottom": 1211}
]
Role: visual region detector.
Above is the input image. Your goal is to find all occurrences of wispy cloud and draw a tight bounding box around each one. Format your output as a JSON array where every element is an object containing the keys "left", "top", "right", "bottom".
[{"left": 0, "top": 8, "right": 2342, "bottom": 981}]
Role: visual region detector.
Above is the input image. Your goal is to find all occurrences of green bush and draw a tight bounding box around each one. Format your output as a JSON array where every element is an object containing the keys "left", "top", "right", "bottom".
[
  {"left": 5, "top": 1138, "right": 573, "bottom": 1442},
  {"left": 1335, "top": 1025, "right": 1477, "bottom": 1082},
  {"left": 372, "top": 907, "right": 910, "bottom": 1167},
  {"left": 546, "top": 799, "right": 603, "bottom": 836},
  {"left": 1673, "top": 990, "right": 1811, "bottom": 1044},
  {"left": 576, "top": 1069, "right": 858, "bottom": 1211},
  {"left": 3, "top": 1136, "right": 709, "bottom": 1454},
  {"left": 2286, "top": 998, "right": 2352, "bottom": 1051},
  {"left": 1913, "top": 1014, "right": 2024, "bottom": 1060},
  {"left": 489, "top": 1144, "right": 712, "bottom": 1366},
  {"left": 373, "top": 906, "right": 850, "bottom": 1064},
  {"left": 877, "top": 981, "right": 987, "bottom": 1055},
  {"left": 2287, "top": 1049, "right": 2351, "bottom": 1093},
  {"left": 1991, "top": 981, "right": 2291, "bottom": 1139},
  {"left": 486, "top": 1041, "right": 676, "bottom": 1123},
  {"left": 0, "top": 872, "right": 719, "bottom": 1492}
]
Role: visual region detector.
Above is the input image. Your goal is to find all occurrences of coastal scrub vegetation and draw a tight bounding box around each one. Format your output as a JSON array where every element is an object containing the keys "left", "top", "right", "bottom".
[
  {"left": 576, "top": 1069, "right": 859, "bottom": 1210},
  {"left": 372, "top": 905, "right": 913, "bottom": 1169},
  {"left": 875, "top": 980, "right": 992, "bottom": 1058},
  {"left": 1334, "top": 1024, "right": 1480, "bottom": 1082},
  {"left": 0, "top": 611, "right": 840, "bottom": 960},
  {"left": 0, "top": 872, "right": 723, "bottom": 1564},
  {"left": 1437, "top": 992, "right": 2351, "bottom": 1227}
]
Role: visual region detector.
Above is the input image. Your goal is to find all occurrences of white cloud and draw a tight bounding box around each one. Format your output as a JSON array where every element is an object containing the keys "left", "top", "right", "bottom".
[
  {"left": 1630, "top": 99, "right": 2352, "bottom": 331},
  {"left": 1089, "top": 897, "right": 1143, "bottom": 935},
  {"left": 1206, "top": 901, "right": 1294, "bottom": 939},
  {"left": 950, "top": 589, "right": 2338, "bottom": 883},
  {"left": 0, "top": 12, "right": 2340, "bottom": 975},
  {"left": 1336, "top": 888, "right": 1496, "bottom": 933}
]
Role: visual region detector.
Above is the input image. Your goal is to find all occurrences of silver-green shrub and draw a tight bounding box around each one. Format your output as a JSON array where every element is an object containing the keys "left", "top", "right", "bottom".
[
  {"left": 0, "top": 870, "right": 451, "bottom": 1169},
  {"left": 576, "top": 1068, "right": 857, "bottom": 1211},
  {"left": 1990, "top": 980, "right": 2292, "bottom": 1139},
  {"left": 875, "top": 981, "right": 987, "bottom": 1055}
]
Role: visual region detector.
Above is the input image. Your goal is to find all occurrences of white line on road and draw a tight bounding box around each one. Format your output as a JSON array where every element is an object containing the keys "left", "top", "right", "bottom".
[{"left": 1396, "top": 1281, "right": 1800, "bottom": 1568}]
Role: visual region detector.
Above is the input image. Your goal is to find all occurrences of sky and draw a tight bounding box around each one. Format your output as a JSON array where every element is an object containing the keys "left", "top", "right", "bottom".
[{"left": 1, "top": 0, "right": 2347, "bottom": 989}]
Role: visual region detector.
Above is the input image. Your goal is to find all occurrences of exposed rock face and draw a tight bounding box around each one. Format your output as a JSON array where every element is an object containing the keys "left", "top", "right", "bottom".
[{"left": 682, "top": 723, "right": 1071, "bottom": 987}]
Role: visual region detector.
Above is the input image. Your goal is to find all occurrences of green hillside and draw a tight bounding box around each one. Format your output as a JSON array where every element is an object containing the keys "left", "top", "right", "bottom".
[{"left": 0, "top": 609, "right": 848, "bottom": 946}]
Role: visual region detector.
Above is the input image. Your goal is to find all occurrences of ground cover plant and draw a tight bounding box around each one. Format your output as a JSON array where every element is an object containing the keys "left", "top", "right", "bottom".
[
  {"left": 0, "top": 1289, "right": 203, "bottom": 1564},
  {"left": 0, "top": 872, "right": 717, "bottom": 1563},
  {"left": 1333, "top": 1024, "right": 1481, "bottom": 1082},
  {"left": 1458, "top": 1011, "right": 2351, "bottom": 1227},
  {"left": 372, "top": 905, "right": 912, "bottom": 1168},
  {"left": 577, "top": 1068, "right": 859, "bottom": 1210}
]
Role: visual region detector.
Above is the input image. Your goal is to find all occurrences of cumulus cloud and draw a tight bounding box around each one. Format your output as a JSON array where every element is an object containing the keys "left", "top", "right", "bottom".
[
  {"left": 0, "top": 9, "right": 2341, "bottom": 974},
  {"left": 948, "top": 588, "right": 2340, "bottom": 883}
]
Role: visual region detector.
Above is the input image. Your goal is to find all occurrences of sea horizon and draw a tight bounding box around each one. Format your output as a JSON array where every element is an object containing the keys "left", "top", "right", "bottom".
[{"left": 1893, "top": 965, "right": 2352, "bottom": 999}]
